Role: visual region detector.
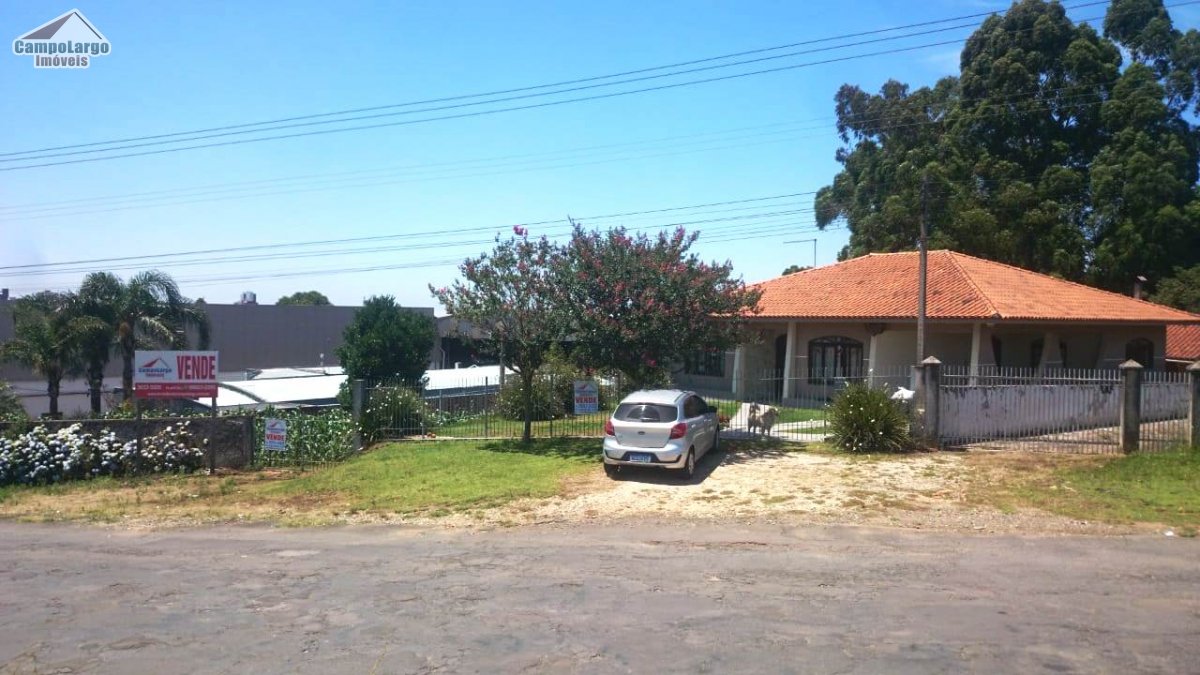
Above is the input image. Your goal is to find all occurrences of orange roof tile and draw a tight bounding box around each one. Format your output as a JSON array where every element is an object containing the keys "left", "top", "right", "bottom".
[
  {"left": 750, "top": 251, "right": 1200, "bottom": 324},
  {"left": 1167, "top": 324, "right": 1200, "bottom": 361}
]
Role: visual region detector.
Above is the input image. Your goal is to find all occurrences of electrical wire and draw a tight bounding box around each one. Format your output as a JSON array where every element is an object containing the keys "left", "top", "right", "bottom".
[
  {"left": 0, "top": 0, "right": 1115, "bottom": 159},
  {"left": 0, "top": 192, "right": 816, "bottom": 272},
  {"left": 6, "top": 0, "right": 1185, "bottom": 171}
]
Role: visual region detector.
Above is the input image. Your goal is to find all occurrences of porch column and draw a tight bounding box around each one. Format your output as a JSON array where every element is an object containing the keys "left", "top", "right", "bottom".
[
  {"left": 782, "top": 321, "right": 797, "bottom": 400},
  {"left": 969, "top": 322, "right": 982, "bottom": 385},
  {"left": 1037, "top": 330, "right": 1063, "bottom": 375},
  {"left": 865, "top": 323, "right": 886, "bottom": 387},
  {"left": 868, "top": 334, "right": 879, "bottom": 385},
  {"left": 732, "top": 345, "right": 746, "bottom": 399}
]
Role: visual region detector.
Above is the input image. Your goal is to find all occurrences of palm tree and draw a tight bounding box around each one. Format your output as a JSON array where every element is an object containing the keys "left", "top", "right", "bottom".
[
  {"left": 0, "top": 291, "right": 96, "bottom": 418},
  {"left": 80, "top": 271, "right": 210, "bottom": 402},
  {"left": 75, "top": 274, "right": 120, "bottom": 414}
]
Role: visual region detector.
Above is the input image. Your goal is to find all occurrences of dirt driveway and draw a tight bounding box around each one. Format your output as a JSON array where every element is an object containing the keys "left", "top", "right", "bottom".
[
  {"left": 0, "top": 440, "right": 1142, "bottom": 534},
  {"left": 435, "top": 444, "right": 1130, "bottom": 534}
]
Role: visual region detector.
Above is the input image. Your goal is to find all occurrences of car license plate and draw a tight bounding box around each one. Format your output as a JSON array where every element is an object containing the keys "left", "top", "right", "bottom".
[{"left": 627, "top": 453, "right": 653, "bottom": 463}]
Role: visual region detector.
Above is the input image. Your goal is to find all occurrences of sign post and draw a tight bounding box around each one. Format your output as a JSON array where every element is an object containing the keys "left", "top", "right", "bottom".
[
  {"left": 573, "top": 380, "right": 599, "bottom": 415},
  {"left": 134, "top": 350, "right": 220, "bottom": 472}
]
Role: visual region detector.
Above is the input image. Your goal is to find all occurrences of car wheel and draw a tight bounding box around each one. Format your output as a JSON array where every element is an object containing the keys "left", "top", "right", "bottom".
[
  {"left": 604, "top": 463, "right": 619, "bottom": 479},
  {"left": 711, "top": 431, "right": 721, "bottom": 453},
  {"left": 679, "top": 448, "right": 696, "bottom": 481}
]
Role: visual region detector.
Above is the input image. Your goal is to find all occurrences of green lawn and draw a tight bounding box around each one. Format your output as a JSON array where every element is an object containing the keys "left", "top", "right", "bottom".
[
  {"left": 1003, "top": 446, "right": 1200, "bottom": 531},
  {"left": 434, "top": 403, "right": 825, "bottom": 438},
  {"left": 713, "top": 400, "right": 825, "bottom": 424},
  {"left": 0, "top": 438, "right": 599, "bottom": 524},
  {"left": 433, "top": 413, "right": 609, "bottom": 438},
  {"left": 269, "top": 439, "right": 596, "bottom": 513}
]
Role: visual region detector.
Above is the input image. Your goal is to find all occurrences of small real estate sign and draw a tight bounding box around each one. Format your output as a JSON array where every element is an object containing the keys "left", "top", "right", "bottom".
[
  {"left": 573, "top": 380, "right": 599, "bottom": 415},
  {"left": 133, "top": 350, "right": 219, "bottom": 399},
  {"left": 264, "top": 418, "right": 288, "bottom": 452}
]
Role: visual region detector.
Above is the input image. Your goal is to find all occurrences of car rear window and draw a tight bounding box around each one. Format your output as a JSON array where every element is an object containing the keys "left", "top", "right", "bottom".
[{"left": 614, "top": 403, "right": 679, "bottom": 423}]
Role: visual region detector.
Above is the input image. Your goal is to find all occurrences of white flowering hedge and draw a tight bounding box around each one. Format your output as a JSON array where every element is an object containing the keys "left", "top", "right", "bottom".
[{"left": 0, "top": 423, "right": 205, "bottom": 487}]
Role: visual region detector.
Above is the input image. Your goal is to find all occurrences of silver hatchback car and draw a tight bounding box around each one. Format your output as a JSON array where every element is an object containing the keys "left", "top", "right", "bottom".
[{"left": 602, "top": 389, "right": 720, "bottom": 479}]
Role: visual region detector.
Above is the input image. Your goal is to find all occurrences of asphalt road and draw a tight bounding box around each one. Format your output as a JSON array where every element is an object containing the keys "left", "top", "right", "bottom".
[{"left": 1, "top": 521, "right": 1197, "bottom": 674}]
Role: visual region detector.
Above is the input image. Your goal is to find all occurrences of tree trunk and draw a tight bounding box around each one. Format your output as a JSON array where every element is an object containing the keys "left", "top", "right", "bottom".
[
  {"left": 47, "top": 376, "right": 61, "bottom": 419},
  {"left": 121, "top": 339, "right": 134, "bottom": 402},
  {"left": 88, "top": 366, "right": 103, "bottom": 416},
  {"left": 521, "top": 371, "right": 534, "bottom": 443}
]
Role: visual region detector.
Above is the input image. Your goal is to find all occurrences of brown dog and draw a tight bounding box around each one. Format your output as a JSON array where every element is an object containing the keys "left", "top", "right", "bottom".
[{"left": 747, "top": 402, "right": 779, "bottom": 436}]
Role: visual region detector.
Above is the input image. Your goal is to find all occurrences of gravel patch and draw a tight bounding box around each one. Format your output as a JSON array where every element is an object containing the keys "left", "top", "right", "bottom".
[{"left": 426, "top": 446, "right": 1141, "bottom": 535}]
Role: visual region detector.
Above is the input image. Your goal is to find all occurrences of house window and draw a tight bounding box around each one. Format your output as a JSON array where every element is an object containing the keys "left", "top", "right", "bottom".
[
  {"left": 808, "top": 336, "right": 864, "bottom": 384},
  {"left": 684, "top": 349, "right": 726, "bottom": 377},
  {"left": 1125, "top": 338, "right": 1154, "bottom": 369}
]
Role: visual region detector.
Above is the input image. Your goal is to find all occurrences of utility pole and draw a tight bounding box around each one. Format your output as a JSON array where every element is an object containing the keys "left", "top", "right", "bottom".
[{"left": 917, "top": 174, "right": 929, "bottom": 365}]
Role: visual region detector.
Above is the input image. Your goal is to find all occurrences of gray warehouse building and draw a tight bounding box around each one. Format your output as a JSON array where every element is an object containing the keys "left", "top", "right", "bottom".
[{"left": 0, "top": 297, "right": 439, "bottom": 417}]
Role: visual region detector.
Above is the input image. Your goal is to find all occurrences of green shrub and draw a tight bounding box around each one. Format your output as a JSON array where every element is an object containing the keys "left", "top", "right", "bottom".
[
  {"left": 0, "top": 381, "right": 26, "bottom": 424},
  {"left": 496, "top": 353, "right": 611, "bottom": 422},
  {"left": 497, "top": 375, "right": 564, "bottom": 422},
  {"left": 254, "top": 408, "right": 357, "bottom": 465},
  {"left": 827, "top": 384, "right": 912, "bottom": 454},
  {"left": 361, "top": 386, "right": 429, "bottom": 441}
]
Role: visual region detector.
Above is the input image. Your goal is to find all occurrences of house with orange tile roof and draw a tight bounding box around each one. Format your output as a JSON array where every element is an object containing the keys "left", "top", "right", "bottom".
[
  {"left": 675, "top": 250, "right": 1200, "bottom": 402},
  {"left": 1166, "top": 324, "right": 1200, "bottom": 370}
]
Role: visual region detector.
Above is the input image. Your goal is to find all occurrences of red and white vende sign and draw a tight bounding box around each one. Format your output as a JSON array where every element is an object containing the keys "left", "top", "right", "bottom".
[{"left": 133, "top": 350, "right": 219, "bottom": 399}]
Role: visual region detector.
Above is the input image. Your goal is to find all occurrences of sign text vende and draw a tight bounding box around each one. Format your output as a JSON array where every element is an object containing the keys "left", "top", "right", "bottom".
[{"left": 134, "top": 350, "right": 219, "bottom": 399}]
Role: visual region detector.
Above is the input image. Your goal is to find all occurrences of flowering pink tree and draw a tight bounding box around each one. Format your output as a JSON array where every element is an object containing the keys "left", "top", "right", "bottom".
[
  {"left": 430, "top": 227, "right": 565, "bottom": 442},
  {"left": 557, "top": 222, "right": 761, "bottom": 389}
]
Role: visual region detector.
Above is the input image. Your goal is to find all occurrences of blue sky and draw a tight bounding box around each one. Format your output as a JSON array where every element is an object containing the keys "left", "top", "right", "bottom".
[{"left": 4, "top": 0, "right": 1196, "bottom": 309}]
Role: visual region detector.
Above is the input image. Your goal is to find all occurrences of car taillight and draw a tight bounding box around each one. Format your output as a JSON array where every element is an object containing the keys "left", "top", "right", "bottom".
[
  {"left": 669, "top": 422, "right": 687, "bottom": 439},
  {"left": 604, "top": 419, "right": 615, "bottom": 436}
]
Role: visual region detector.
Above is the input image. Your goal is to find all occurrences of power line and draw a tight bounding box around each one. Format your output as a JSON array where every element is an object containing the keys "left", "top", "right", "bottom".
[
  {"left": 8, "top": 208, "right": 820, "bottom": 278},
  {"left": 0, "top": 38, "right": 970, "bottom": 171},
  {"left": 5, "top": 0, "right": 1176, "bottom": 172},
  {"left": 1, "top": 223, "right": 842, "bottom": 294},
  {"left": 0, "top": 23, "right": 984, "bottom": 163},
  {"left": 0, "top": 119, "right": 819, "bottom": 212},
  {"left": 0, "top": 192, "right": 815, "bottom": 272},
  {"left": 2, "top": 130, "right": 823, "bottom": 219},
  {"left": 173, "top": 225, "right": 843, "bottom": 289},
  {"left": 0, "top": 0, "right": 1114, "bottom": 159},
  {"left": 0, "top": 85, "right": 1130, "bottom": 221}
]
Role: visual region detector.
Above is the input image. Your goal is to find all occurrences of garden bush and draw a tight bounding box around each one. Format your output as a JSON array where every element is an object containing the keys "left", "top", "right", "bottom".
[
  {"left": 254, "top": 408, "right": 357, "bottom": 464},
  {"left": 497, "top": 374, "right": 564, "bottom": 422},
  {"left": 0, "top": 422, "right": 205, "bottom": 487},
  {"left": 0, "top": 381, "right": 26, "bottom": 423},
  {"left": 496, "top": 365, "right": 612, "bottom": 422},
  {"left": 827, "top": 384, "right": 913, "bottom": 454},
  {"left": 361, "top": 386, "right": 429, "bottom": 441},
  {"left": 495, "top": 345, "right": 615, "bottom": 422}
]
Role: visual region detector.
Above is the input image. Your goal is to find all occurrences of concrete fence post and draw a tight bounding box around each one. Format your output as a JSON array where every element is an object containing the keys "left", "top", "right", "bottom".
[
  {"left": 1119, "top": 360, "right": 1144, "bottom": 454},
  {"left": 1187, "top": 361, "right": 1200, "bottom": 449},
  {"left": 244, "top": 415, "right": 255, "bottom": 467},
  {"left": 351, "top": 379, "right": 366, "bottom": 451},
  {"left": 920, "top": 356, "right": 942, "bottom": 449}
]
